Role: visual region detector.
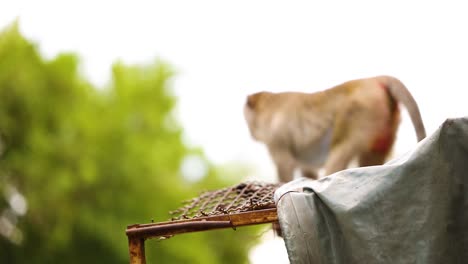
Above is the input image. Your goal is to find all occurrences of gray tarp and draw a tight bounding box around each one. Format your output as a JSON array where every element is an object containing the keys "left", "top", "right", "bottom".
[{"left": 274, "top": 117, "right": 468, "bottom": 264}]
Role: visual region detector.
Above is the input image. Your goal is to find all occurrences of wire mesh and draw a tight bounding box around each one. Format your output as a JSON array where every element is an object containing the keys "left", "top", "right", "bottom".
[{"left": 169, "top": 181, "right": 282, "bottom": 221}]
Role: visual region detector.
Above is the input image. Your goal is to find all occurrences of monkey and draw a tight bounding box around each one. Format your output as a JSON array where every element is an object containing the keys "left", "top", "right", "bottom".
[{"left": 244, "top": 75, "right": 426, "bottom": 182}]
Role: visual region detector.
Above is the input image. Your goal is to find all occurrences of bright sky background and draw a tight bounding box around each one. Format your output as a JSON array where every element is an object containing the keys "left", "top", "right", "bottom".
[{"left": 2, "top": 1, "right": 467, "bottom": 263}]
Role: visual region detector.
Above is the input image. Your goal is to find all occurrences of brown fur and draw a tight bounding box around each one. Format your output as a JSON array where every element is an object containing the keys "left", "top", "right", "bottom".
[{"left": 244, "top": 75, "right": 426, "bottom": 182}]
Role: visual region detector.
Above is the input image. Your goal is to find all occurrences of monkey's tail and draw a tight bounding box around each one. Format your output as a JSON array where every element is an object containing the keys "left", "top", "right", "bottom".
[{"left": 377, "top": 75, "right": 426, "bottom": 142}]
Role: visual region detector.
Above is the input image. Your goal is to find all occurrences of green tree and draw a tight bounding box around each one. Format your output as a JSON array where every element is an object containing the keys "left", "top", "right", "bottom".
[{"left": 0, "top": 22, "right": 258, "bottom": 263}]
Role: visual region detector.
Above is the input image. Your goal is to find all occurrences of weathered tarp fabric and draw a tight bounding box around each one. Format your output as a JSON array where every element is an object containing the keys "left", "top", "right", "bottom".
[{"left": 274, "top": 118, "right": 468, "bottom": 264}]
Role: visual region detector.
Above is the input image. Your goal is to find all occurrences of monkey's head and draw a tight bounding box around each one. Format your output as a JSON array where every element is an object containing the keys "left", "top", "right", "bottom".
[
  {"left": 244, "top": 91, "right": 274, "bottom": 140},
  {"left": 245, "top": 91, "right": 273, "bottom": 111}
]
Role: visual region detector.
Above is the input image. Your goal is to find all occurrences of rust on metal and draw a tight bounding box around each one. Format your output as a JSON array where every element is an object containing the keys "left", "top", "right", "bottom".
[
  {"left": 126, "top": 208, "right": 278, "bottom": 239},
  {"left": 128, "top": 236, "right": 146, "bottom": 264},
  {"left": 125, "top": 181, "right": 281, "bottom": 263}
]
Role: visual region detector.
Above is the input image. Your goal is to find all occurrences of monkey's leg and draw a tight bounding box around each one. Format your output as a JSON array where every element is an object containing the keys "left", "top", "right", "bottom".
[
  {"left": 323, "top": 142, "right": 358, "bottom": 175},
  {"left": 300, "top": 166, "right": 319, "bottom": 179},
  {"left": 324, "top": 99, "right": 380, "bottom": 175},
  {"left": 359, "top": 107, "right": 399, "bottom": 167},
  {"left": 358, "top": 151, "right": 388, "bottom": 167},
  {"left": 275, "top": 157, "right": 296, "bottom": 183},
  {"left": 323, "top": 121, "right": 370, "bottom": 175},
  {"left": 269, "top": 148, "right": 296, "bottom": 182}
]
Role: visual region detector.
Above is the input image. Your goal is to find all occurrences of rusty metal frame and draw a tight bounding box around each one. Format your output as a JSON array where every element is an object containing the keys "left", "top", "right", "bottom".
[
  {"left": 125, "top": 182, "right": 280, "bottom": 263},
  {"left": 126, "top": 208, "right": 278, "bottom": 264}
]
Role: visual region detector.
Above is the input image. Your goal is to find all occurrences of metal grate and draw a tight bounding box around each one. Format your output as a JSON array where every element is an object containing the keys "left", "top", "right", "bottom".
[
  {"left": 126, "top": 181, "right": 282, "bottom": 263},
  {"left": 169, "top": 181, "right": 282, "bottom": 220}
]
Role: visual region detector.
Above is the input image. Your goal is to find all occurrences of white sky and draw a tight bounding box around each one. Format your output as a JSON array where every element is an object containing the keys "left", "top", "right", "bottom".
[{"left": 1, "top": 1, "right": 467, "bottom": 263}]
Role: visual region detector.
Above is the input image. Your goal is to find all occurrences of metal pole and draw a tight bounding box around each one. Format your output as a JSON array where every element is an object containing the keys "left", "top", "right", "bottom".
[{"left": 128, "top": 236, "right": 146, "bottom": 264}]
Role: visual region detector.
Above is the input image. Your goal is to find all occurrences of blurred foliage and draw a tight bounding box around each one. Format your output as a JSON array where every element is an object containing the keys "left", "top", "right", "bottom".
[{"left": 0, "top": 22, "right": 258, "bottom": 263}]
